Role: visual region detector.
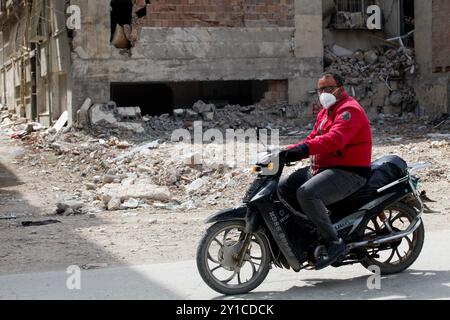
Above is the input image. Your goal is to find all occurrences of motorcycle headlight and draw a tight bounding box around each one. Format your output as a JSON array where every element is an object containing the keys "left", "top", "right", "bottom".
[{"left": 252, "top": 165, "right": 262, "bottom": 174}]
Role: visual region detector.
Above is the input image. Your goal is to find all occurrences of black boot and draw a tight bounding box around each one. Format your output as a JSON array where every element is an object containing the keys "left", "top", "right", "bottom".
[{"left": 314, "top": 238, "right": 349, "bottom": 270}]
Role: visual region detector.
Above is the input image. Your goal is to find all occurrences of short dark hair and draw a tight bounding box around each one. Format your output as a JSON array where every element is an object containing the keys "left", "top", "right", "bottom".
[{"left": 321, "top": 73, "right": 345, "bottom": 87}]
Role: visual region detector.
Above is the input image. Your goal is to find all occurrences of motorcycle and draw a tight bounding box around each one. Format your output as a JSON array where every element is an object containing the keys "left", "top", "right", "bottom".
[{"left": 196, "top": 150, "right": 431, "bottom": 295}]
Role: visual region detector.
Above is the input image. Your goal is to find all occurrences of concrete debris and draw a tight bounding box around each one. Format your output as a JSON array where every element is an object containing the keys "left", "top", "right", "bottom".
[
  {"left": 107, "top": 197, "right": 122, "bottom": 211},
  {"left": 121, "top": 198, "right": 140, "bottom": 209},
  {"left": 331, "top": 44, "right": 354, "bottom": 57},
  {"left": 98, "top": 183, "right": 171, "bottom": 203},
  {"left": 52, "top": 111, "right": 69, "bottom": 135},
  {"left": 113, "top": 140, "right": 160, "bottom": 162},
  {"left": 76, "top": 98, "right": 93, "bottom": 129},
  {"left": 325, "top": 45, "right": 418, "bottom": 116},
  {"left": 192, "top": 100, "right": 216, "bottom": 114},
  {"left": 6, "top": 88, "right": 449, "bottom": 217},
  {"left": 85, "top": 183, "right": 97, "bottom": 190},
  {"left": 1, "top": 117, "right": 12, "bottom": 126},
  {"left": 186, "top": 178, "right": 204, "bottom": 195},
  {"left": 56, "top": 199, "right": 84, "bottom": 215},
  {"left": 79, "top": 101, "right": 145, "bottom": 134},
  {"left": 364, "top": 50, "right": 379, "bottom": 65}
]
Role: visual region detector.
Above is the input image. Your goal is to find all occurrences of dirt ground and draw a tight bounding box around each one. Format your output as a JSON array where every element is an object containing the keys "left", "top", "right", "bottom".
[{"left": 1, "top": 121, "right": 449, "bottom": 275}]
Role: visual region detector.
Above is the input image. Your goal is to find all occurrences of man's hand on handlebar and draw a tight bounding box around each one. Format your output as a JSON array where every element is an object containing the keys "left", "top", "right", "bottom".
[{"left": 279, "top": 143, "right": 310, "bottom": 164}]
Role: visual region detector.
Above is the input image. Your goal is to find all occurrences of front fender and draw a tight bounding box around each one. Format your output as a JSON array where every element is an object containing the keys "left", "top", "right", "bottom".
[{"left": 205, "top": 206, "right": 247, "bottom": 224}]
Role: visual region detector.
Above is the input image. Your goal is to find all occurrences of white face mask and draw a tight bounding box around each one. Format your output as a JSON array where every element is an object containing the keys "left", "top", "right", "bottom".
[{"left": 319, "top": 92, "right": 337, "bottom": 109}]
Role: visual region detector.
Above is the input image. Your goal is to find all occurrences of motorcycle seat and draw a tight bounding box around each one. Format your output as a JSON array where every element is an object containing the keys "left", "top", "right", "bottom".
[{"left": 328, "top": 155, "right": 409, "bottom": 217}]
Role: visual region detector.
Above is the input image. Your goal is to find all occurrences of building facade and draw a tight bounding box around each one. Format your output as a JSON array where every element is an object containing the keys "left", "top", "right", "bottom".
[{"left": 0, "top": 0, "right": 448, "bottom": 127}]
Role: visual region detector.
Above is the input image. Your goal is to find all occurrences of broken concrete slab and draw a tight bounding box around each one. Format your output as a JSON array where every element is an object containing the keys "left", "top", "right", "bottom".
[
  {"left": 113, "top": 140, "right": 160, "bottom": 162},
  {"left": 76, "top": 98, "right": 92, "bottom": 128},
  {"left": 364, "top": 50, "right": 379, "bottom": 64},
  {"left": 117, "top": 107, "right": 142, "bottom": 121},
  {"left": 121, "top": 198, "right": 140, "bottom": 209},
  {"left": 193, "top": 101, "right": 215, "bottom": 114},
  {"left": 185, "top": 109, "right": 199, "bottom": 121},
  {"left": 52, "top": 111, "right": 69, "bottom": 134},
  {"left": 86, "top": 102, "right": 145, "bottom": 133},
  {"left": 202, "top": 112, "right": 215, "bottom": 121},
  {"left": 186, "top": 178, "right": 204, "bottom": 195},
  {"left": 107, "top": 197, "right": 122, "bottom": 211},
  {"left": 331, "top": 44, "right": 354, "bottom": 57},
  {"left": 98, "top": 183, "right": 172, "bottom": 202},
  {"left": 56, "top": 200, "right": 84, "bottom": 212},
  {"left": 90, "top": 104, "right": 118, "bottom": 126}
]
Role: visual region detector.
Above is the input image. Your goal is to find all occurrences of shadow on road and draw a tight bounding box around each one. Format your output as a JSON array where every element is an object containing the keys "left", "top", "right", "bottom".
[
  {"left": 214, "top": 269, "right": 450, "bottom": 300},
  {"left": 1, "top": 140, "right": 179, "bottom": 299}
]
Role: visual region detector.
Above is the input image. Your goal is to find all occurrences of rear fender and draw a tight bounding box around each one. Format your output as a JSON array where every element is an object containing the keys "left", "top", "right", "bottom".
[{"left": 350, "top": 189, "right": 411, "bottom": 236}]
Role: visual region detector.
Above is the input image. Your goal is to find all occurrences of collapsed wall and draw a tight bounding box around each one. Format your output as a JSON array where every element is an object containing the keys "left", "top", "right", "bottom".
[
  {"left": 324, "top": 45, "right": 419, "bottom": 119},
  {"left": 70, "top": 0, "right": 324, "bottom": 122}
]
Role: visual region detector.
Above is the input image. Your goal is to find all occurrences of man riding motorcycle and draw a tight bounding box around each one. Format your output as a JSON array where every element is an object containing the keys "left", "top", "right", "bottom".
[{"left": 278, "top": 72, "right": 373, "bottom": 269}]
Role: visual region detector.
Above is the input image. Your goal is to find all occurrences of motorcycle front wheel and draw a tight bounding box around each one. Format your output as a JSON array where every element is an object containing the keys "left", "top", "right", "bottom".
[{"left": 196, "top": 220, "right": 271, "bottom": 295}]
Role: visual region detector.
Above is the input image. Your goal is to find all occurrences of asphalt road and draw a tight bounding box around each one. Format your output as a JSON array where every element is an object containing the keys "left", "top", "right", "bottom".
[{"left": 1, "top": 229, "right": 449, "bottom": 300}]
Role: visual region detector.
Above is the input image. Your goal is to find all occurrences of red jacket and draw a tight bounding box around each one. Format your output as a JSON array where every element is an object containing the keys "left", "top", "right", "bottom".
[{"left": 288, "top": 92, "right": 372, "bottom": 175}]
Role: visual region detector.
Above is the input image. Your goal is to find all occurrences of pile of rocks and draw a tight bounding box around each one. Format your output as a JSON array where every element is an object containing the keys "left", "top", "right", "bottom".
[
  {"left": 75, "top": 98, "right": 312, "bottom": 141},
  {"left": 145, "top": 101, "right": 310, "bottom": 137},
  {"left": 11, "top": 127, "right": 262, "bottom": 213},
  {"left": 324, "top": 46, "right": 418, "bottom": 116},
  {"left": 325, "top": 46, "right": 416, "bottom": 82}
]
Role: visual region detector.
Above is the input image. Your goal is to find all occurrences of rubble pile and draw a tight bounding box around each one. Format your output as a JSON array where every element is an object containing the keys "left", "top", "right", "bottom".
[
  {"left": 2, "top": 95, "right": 449, "bottom": 217},
  {"left": 325, "top": 46, "right": 416, "bottom": 83},
  {"left": 144, "top": 101, "right": 311, "bottom": 138},
  {"left": 75, "top": 99, "right": 311, "bottom": 141},
  {"left": 324, "top": 46, "right": 418, "bottom": 115},
  {"left": 0, "top": 122, "right": 260, "bottom": 213}
]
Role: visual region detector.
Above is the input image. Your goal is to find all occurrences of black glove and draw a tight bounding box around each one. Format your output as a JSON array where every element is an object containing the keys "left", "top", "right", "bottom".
[{"left": 280, "top": 143, "right": 310, "bottom": 163}]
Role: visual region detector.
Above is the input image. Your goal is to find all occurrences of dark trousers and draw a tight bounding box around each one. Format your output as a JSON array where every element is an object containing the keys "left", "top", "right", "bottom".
[{"left": 278, "top": 167, "right": 367, "bottom": 242}]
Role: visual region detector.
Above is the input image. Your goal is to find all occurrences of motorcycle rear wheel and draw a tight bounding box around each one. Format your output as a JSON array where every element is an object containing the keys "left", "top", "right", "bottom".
[
  {"left": 196, "top": 221, "right": 271, "bottom": 295},
  {"left": 359, "top": 202, "right": 425, "bottom": 275}
]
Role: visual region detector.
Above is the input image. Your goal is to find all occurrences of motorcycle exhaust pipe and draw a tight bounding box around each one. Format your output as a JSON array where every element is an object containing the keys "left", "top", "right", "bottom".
[{"left": 347, "top": 215, "right": 423, "bottom": 249}]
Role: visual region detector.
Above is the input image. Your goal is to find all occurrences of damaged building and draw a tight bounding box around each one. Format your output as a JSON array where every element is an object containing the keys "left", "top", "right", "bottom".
[{"left": 0, "top": 0, "right": 449, "bottom": 127}]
